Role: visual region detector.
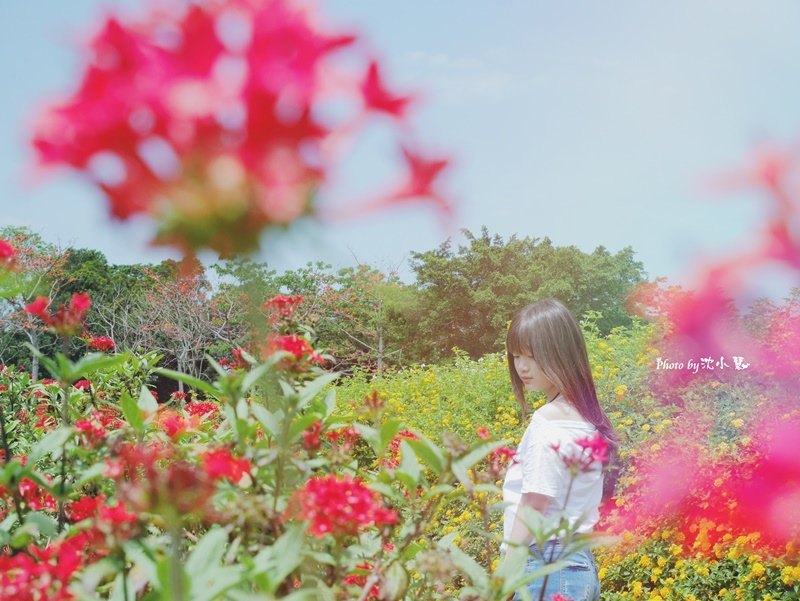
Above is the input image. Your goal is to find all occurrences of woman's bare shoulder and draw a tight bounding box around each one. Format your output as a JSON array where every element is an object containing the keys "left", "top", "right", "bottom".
[{"left": 535, "top": 399, "right": 585, "bottom": 422}]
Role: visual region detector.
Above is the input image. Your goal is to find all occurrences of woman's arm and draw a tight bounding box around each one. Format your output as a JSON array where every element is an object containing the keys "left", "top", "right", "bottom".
[{"left": 505, "top": 491, "right": 552, "bottom": 551}]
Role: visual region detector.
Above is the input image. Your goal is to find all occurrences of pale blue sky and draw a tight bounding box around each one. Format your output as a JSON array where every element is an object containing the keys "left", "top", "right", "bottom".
[{"left": 2, "top": 1, "right": 800, "bottom": 304}]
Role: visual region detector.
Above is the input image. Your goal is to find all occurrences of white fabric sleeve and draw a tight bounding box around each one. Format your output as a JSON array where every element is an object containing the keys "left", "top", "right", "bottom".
[{"left": 519, "top": 421, "right": 565, "bottom": 497}]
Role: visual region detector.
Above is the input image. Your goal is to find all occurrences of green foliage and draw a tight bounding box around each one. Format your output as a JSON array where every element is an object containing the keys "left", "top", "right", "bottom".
[{"left": 407, "top": 226, "right": 647, "bottom": 361}]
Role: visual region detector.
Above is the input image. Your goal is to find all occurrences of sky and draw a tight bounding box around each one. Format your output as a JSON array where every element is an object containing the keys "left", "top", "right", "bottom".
[{"left": 2, "top": 0, "right": 800, "bottom": 306}]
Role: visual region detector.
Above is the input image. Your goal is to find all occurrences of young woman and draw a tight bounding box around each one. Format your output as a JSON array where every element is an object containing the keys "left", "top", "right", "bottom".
[{"left": 500, "top": 298, "right": 618, "bottom": 601}]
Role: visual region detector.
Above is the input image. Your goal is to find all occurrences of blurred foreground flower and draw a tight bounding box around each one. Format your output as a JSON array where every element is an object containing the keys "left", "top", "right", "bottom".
[{"left": 31, "top": 0, "right": 453, "bottom": 257}]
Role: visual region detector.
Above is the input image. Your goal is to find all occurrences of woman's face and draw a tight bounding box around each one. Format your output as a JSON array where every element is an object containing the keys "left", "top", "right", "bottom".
[{"left": 513, "top": 353, "right": 559, "bottom": 398}]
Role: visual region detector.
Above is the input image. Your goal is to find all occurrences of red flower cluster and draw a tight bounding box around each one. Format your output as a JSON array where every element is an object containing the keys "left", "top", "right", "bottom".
[
  {"left": 87, "top": 335, "right": 115, "bottom": 352},
  {"left": 201, "top": 448, "right": 252, "bottom": 484},
  {"left": 380, "top": 429, "right": 420, "bottom": 469},
  {"left": 0, "top": 476, "right": 57, "bottom": 516},
  {"left": 109, "top": 442, "right": 250, "bottom": 520},
  {"left": 264, "top": 293, "right": 304, "bottom": 322},
  {"left": 109, "top": 442, "right": 215, "bottom": 518},
  {"left": 0, "top": 239, "right": 15, "bottom": 269},
  {"left": 342, "top": 561, "right": 381, "bottom": 600},
  {"left": 302, "top": 421, "right": 323, "bottom": 451},
  {"left": 487, "top": 446, "right": 518, "bottom": 480},
  {"left": 25, "top": 292, "right": 92, "bottom": 337},
  {"left": 610, "top": 406, "right": 800, "bottom": 554},
  {"left": 184, "top": 401, "right": 220, "bottom": 419},
  {"left": 0, "top": 532, "right": 94, "bottom": 600},
  {"left": 289, "top": 474, "right": 398, "bottom": 538},
  {"left": 73, "top": 407, "right": 123, "bottom": 450},
  {"left": 219, "top": 347, "right": 248, "bottom": 370},
  {"left": 31, "top": 0, "right": 451, "bottom": 256},
  {"left": 325, "top": 425, "right": 360, "bottom": 455},
  {"left": 264, "top": 334, "right": 325, "bottom": 370}
]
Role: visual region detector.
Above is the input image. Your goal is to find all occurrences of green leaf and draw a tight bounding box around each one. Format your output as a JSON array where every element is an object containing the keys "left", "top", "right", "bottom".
[
  {"left": 438, "top": 540, "right": 489, "bottom": 590},
  {"left": 70, "top": 352, "right": 128, "bottom": 380},
  {"left": 190, "top": 566, "right": 243, "bottom": 601},
  {"left": 250, "top": 404, "right": 279, "bottom": 438},
  {"left": 137, "top": 386, "right": 158, "bottom": 415},
  {"left": 186, "top": 526, "right": 228, "bottom": 579},
  {"left": 379, "top": 419, "right": 403, "bottom": 455},
  {"left": 352, "top": 422, "right": 380, "bottom": 455},
  {"left": 120, "top": 392, "right": 144, "bottom": 434},
  {"left": 452, "top": 440, "right": 505, "bottom": 473},
  {"left": 29, "top": 426, "right": 72, "bottom": 463},
  {"left": 405, "top": 434, "right": 445, "bottom": 475},
  {"left": 510, "top": 559, "right": 571, "bottom": 594},
  {"left": 287, "top": 412, "right": 322, "bottom": 445},
  {"left": 395, "top": 441, "right": 421, "bottom": 489},
  {"left": 311, "top": 388, "right": 336, "bottom": 419},
  {"left": 240, "top": 355, "right": 284, "bottom": 396},
  {"left": 122, "top": 541, "right": 158, "bottom": 585},
  {"left": 154, "top": 367, "right": 220, "bottom": 399},
  {"left": 24, "top": 511, "right": 58, "bottom": 538},
  {"left": 74, "top": 462, "right": 109, "bottom": 487},
  {"left": 297, "top": 372, "right": 339, "bottom": 411},
  {"left": 205, "top": 354, "right": 229, "bottom": 378},
  {"left": 382, "top": 561, "right": 408, "bottom": 601},
  {"left": 251, "top": 523, "right": 305, "bottom": 594}
]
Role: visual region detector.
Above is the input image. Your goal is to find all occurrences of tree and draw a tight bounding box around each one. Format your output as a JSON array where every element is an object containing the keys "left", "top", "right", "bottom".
[
  {"left": 408, "top": 226, "right": 647, "bottom": 361},
  {"left": 135, "top": 261, "right": 237, "bottom": 389},
  {"left": 0, "top": 227, "right": 69, "bottom": 378}
]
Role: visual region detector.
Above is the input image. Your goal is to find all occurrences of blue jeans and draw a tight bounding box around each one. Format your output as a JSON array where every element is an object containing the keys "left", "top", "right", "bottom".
[{"left": 512, "top": 539, "right": 601, "bottom": 601}]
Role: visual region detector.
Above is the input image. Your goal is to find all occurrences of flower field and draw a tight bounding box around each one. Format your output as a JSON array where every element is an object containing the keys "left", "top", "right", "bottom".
[
  {"left": 3, "top": 0, "right": 800, "bottom": 599},
  {"left": 333, "top": 314, "right": 800, "bottom": 600}
]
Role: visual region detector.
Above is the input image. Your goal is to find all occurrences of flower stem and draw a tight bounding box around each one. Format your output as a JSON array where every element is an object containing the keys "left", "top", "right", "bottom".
[{"left": 170, "top": 523, "right": 185, "bottom": 601}]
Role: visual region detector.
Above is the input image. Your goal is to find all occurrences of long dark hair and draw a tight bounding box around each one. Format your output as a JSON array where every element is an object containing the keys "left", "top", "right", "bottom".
[{"left": 506, "top": 298, "right": 620, "bottom": 499}]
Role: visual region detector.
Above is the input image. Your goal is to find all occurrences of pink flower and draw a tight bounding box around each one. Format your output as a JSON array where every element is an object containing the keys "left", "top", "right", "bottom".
[
  {"left": 550, "top": 594, "right": 574, "bottom": 601},
  {"left": 575, "top": 432, "right": 610, "bottom": 465},
  {"left": 476, "top": 426, "right": 491, "bottom": 440},
  {"left": 361, "top": 60, "right": 412, "bottom": 118},
  {"left": 31, "top": 0, "right": 448, "bottom": 257}
]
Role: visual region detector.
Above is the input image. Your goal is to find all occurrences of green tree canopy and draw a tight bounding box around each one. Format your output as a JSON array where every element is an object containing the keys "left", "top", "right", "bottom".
[{"left": 408, "top": 227, "right": 647, "bottom": 361}]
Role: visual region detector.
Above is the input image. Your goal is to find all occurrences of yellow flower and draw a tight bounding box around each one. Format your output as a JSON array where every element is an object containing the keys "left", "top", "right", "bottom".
[
  {"left": 642, "top": 423, "right": 651, "bottom": 432},
  {"left": 598, "top": 567, "right": 607, "bottom": 580},
  {"left": 731, "top": 418, "right": 744, "bottom": 428}
]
